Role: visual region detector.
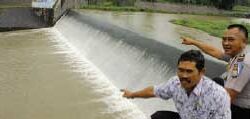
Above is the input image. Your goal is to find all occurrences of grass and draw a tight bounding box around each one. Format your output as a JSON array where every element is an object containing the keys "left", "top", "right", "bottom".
[
  {"left": 0, "top": 3, "right": 30, "bottom": 8},
  {"left": 170, "top": 18, "right": 250, "bottom": 44},
  {"left": 80, "top": 5, "right": 179, "bottom": 13},
  {"left": 81, "top": 5, "right": 145, "bottom": 12},
  {"left": 233, "top": 5, "right": 250, "bottom": 13},
  {"left": 80, "top": 5, "right": 220, "bottom": 16},
  {"left": 224, "top": 5, "right": 250, "bottom": 18},
  {"left": 81, "top": 3, "right": 249, "bottom": 18}
]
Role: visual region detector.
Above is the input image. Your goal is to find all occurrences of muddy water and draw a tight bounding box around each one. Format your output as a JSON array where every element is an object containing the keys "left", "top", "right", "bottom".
[
  {"left": 0, "top": 29, "right": 145, "bottom": 119},
  {"left": 1, "top": 10, "right": 248, "bottom": 119}
]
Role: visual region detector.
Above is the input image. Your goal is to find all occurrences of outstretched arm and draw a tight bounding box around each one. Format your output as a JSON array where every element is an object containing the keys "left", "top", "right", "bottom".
[
  {"left": 121, "top": 86, "right": 155, "bottom": 99},
  {"left": 181, "top": 37, "right": 224, "bottom": 59}
]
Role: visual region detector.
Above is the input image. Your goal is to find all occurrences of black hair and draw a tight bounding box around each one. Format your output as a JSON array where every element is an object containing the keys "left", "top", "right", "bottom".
[
  {"left": 227, "top": 24, "right": 248, "bottom": 41},
  {"left": 177, "top": 50, "right": 205, "bottom": 71}
]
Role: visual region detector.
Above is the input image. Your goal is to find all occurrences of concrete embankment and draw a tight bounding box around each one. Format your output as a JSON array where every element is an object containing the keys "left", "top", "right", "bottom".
[{"left": 0, "top": 8, "right": 48, "bottom": 31}]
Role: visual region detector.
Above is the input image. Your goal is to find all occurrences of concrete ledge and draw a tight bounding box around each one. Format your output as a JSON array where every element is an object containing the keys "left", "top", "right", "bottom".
[{"left": 0, "top": 7, "right": 48, "bottom": 31}]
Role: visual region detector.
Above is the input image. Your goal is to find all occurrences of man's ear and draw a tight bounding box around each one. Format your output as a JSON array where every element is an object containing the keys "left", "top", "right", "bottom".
[
  {"left": 242, "top": 41, "right": 247, "bottom": 48},
  {"left": 200, "top": 68, "right": 206, "bottom": 75}
]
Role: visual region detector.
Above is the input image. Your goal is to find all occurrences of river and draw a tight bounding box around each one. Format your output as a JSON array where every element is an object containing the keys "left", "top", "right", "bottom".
[{"left": 0, "top": 10, "right": 249, "bottom": 119}]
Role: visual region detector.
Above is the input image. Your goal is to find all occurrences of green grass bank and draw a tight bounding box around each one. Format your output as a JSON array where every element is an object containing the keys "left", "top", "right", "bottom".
[{"left": 170, "top": 18, "right": 250, "bottom": 44}]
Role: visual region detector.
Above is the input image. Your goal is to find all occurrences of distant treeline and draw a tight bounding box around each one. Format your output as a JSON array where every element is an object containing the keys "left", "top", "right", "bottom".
[{"left": 143, "top": 0, "right": 250, "bottom": 10}]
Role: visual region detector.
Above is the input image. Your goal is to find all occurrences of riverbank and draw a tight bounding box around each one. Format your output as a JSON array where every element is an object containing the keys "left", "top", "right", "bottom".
[
  {"left": 170, "top": 18, "right": 250, "bottom": 44},
  {"left": 80, "top": 2, "right": 250, "bottom": 44},
  {"left": 80, "top": 5, "right": 146, "bottom": 12},
  {"left": 81, "top": 1, "right": 250, "bottom": 18},
  {"left": 0, "top": 3, "right": 30, "bottom": 8}
]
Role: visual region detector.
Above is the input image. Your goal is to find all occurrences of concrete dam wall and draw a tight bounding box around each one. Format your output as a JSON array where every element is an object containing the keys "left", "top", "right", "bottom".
[
  {"left": 0, "top": 8, "right": 48, "bottom": 31},
  {"left": 0, "top": 0, "right": 85, "bottom": 31}
]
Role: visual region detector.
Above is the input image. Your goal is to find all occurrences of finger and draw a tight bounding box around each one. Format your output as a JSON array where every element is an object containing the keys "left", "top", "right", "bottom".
[
  {"left": 181, "top": 36, "right": 189, "bottom": 40},
  {"left": 182, "top": 39, "right": 186, "bottom": 42}
]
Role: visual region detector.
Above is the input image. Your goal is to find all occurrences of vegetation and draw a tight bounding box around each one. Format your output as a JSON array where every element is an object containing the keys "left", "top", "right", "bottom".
[
  {"left": 233, "top": 5, "right": 250, "bottom": 13},
  {"left": 81, "top": 5, "right": 144, "bottom": 12},
  {"left": 82, "top": 0, "right": 249, "bottom": 18},
  {"left": 0, "top": 3, "right": 30, "bottom": 8},
  {"left": 170, "top": 18, "right": 250, "bottom": 43},
  {"left": 86, "top": 0, "right": 136, "bottom": 6},
  {"left": 80, "top": 5, "right": 181, "bottom": 13},
  {"left": 145, "top": 0, "right": 250, "bottom": 10},
  {"left": 143, "top": 0, "right": 236, "bottom": 10},
  {"left": 83, "top": 0, "right": 249, "bottom": 13},
  {"left": 81, "top": 5, "right": 249, "bottom": 18},
  {"left": 227, "top": 5, "right": 250, "bottom": 17}
]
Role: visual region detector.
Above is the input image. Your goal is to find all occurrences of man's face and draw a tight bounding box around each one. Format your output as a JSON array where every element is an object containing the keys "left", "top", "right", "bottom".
[
  {"left": 177, "top": 61, "right": 204, "bottom": 92},
  {"left": 222, "top": 28, "right": 246, "bottom": 57}
]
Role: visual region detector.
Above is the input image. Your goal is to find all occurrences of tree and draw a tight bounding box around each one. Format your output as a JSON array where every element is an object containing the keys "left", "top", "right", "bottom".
[{"left": 218, "top": 0, "right": 235, "bottom": 10}]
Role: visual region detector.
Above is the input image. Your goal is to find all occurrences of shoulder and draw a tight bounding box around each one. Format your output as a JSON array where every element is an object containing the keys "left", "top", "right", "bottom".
[
  {"left": 201, "top": 77, "right": 230, "bottom": 110},
  {"left": 155, "top": 76, "right": 179, "bottom": 89},
  {"left": 202, "top": 77, "right": 229, "bottom": 99},
  {"left": 164, "top": 76, "right": 180, "bottom": 88},
  {"left": 154, "top": 76, "right": 180, "bottom": 99},
  {"left": 219, "top": 54, "right": 231, "bottom": 62},
  {"left": 236, "top": 52, "right": 250, "bottom": 72},
  {"left": 243, "top": 52, "right": 250, "bottom": 65},
  {"left": 202, "top": 76, "right": 217, "bottom": 87},
  {"left": 169, "top": 76, "right": 180, "bottom": 83}
]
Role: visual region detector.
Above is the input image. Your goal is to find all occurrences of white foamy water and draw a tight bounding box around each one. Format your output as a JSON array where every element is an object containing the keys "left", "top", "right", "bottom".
[
  {"left": 50, "top": 28, "right": 147, "bottom": 119},
  {"left": 0, "top": 27, "right": 149, "bottom": 119}
]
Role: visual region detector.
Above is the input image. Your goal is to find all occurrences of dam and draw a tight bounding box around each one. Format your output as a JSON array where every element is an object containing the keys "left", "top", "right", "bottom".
[{"left": 1, "top": 1, "right": 247, "bottom": 119}]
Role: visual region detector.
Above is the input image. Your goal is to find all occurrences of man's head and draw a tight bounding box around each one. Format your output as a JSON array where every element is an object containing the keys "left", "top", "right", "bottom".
[
  {"left": 177, "top": 50, "right": 205, "bottom": 93},
  {"left": 222, "top": 24, "right": 248, "bottom": 57}
]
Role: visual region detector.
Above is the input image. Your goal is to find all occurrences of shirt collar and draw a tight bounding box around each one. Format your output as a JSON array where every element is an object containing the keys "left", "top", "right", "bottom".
[
  {"left": 192, "top": 77, "right": 204, "bottom": 96},
  {"left": 231, "top": 49, "right": 247, "bottom": 59}
]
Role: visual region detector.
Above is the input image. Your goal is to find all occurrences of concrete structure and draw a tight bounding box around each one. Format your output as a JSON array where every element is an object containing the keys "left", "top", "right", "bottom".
[
  {"left": 32, "top": 0, "right": 57, "bottom": 8},
  {"left": 0, "top": 0, "right": 86, "bottom": 31},
  {"left": 0, "top": 8, "right": 47, "bottom": 31}
]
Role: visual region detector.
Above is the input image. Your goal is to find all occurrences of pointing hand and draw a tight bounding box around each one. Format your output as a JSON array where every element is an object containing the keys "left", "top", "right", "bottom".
[
  {"left": 181, "top": 37, "right": 196, "bottom": 45},
  {"left": 121, "top": 89, "right": 134, "bottom": 99}
]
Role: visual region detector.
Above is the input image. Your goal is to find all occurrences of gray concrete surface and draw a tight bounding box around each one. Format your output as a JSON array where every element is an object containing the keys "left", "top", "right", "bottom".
[{"left": 0, "top": 8, "right": 48, "bottom": 31}]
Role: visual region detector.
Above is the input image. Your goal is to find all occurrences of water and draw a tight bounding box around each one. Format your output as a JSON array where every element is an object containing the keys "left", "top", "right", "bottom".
[
  {"left": 55, "top": 11, "right": 177, "bottom": 116},
  {"left": 0, "top": 29, "right": 146, "bottom": 119},
  {"left": 0, "top": 10, "right": 242, "bottom": 119},
  {"left": 54, "top": 10, "right": 227, "bottom": 117}
]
